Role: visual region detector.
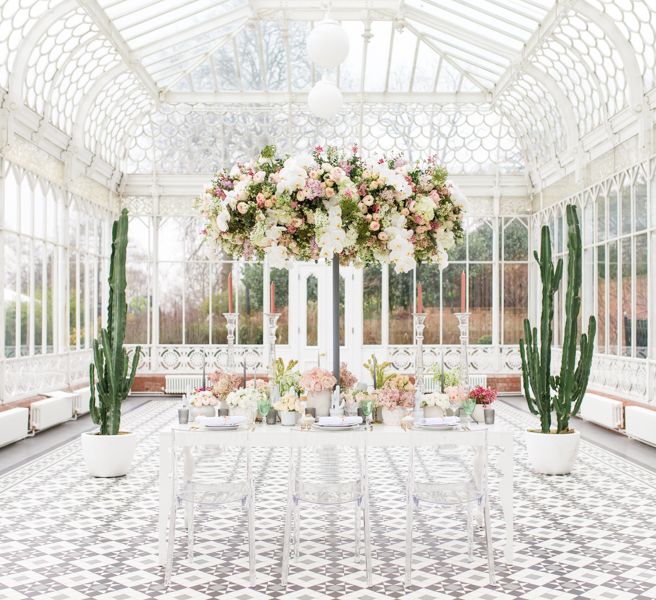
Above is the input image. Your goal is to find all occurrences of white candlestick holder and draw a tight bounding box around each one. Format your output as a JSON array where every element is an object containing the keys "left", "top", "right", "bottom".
[
  {"left": 265, "top": 312, "right": 280, "bottom": 378},
  {"left": 454, "top": 312, "right": 470, "bottom": 388},
  {"left": 413, "top": 313, "right": 427, "bottom": 396},
  {"left": 223, "top": 312, "right": 238, "bottom": 369}
]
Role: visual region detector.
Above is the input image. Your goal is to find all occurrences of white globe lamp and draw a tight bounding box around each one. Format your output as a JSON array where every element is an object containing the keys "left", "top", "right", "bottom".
[
  {"left": 308, "top": 80, "right": 344, "bottom": 119},
  {"left": 307, "top": 18, "right": 350, "bottom": 68}
]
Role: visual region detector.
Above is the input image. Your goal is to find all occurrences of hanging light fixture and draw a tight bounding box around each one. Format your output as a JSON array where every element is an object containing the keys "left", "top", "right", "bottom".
[
  {"left": 307, "top": 17, "right": 350, "bottom": 68},
  {"left": 308, "top": 80, "right": 343, "bottom": 119}
]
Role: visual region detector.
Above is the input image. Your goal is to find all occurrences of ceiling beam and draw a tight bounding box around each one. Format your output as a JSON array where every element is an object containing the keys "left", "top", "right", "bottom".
[
  {"left": 162, "top": 91, "right": 491, "bottom": 105},
  {"left": 77, "top": 0, "right": 160, "bottom": 100}
]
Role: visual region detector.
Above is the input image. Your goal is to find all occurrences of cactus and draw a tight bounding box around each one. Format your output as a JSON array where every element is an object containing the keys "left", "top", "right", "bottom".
[
  {"left": 89, "top": 208, "right": 141, "bottom": 435},
  {"left": 519, "top": 205, "right": 596, "bottom": 434}
]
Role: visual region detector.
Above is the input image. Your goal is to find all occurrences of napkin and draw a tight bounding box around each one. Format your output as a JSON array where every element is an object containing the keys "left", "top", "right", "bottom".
[
  {"left": 318, "top": 416, "right": 363, "bottom": 426},
  {"left": 419, "top": 416, "right": 459, "bottom": 426},
  {"left": 196, "top": 415, "right": 246, "bottom": 426}
]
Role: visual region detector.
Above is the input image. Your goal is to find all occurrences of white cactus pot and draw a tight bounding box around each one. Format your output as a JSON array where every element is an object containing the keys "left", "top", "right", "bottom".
[
  {"left": 306, "top": 390, "right": 331, "bottom": 417},
  {"left": 525, "top": 429, "right": 581, "bottom": 475},
  {"left": 279, "top": 411, "right": 298, "bottom": 426},
  {"left": 81, "top": 431, "right": 137, "bottom": 478}
]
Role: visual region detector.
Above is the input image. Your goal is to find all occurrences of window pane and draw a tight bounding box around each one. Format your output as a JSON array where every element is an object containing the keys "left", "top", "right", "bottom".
[
  {"left": 635, "top": 174, "right": 648, "bottom": 231},
  {"left": 635, "top": 234, "right": 648, "bottom": 358},
  {"left": 621, "top": 238, "right": 631, "bottom": 357},
  {"left": 608, "top": 189, "right": 618, "bottom": 238},
  {"left": 158, "top": 218, "right": 185, "bottom": 261},
  {"left": 159, "top": 263, "right": 183, "bottom": 344},
  {"left": 621, "top": 180, "right": 632, "bottom": 235},
  {"left": 211, "top": 262, "right": 231, "bottom": 344},
  {"left": 4, "top": 170, "right": 18, "bottom": 231},
  {"left": 126, "top": 262, "right": 149, "bottom": 344},
  {"left": 34, "top": 242, "right": 44, "bottom": 353},
  {"left": 20, "top": 178, "right": 32, "bottom": 236},
  {"left": 503, "top": 218, "right": 528, "bottom": 261},
  {"left": 389, "top": 268, "right": 413, "bottom": 344},
  {"left": 69, "top": 250, "right": 77, "bottom": 350},
  {"left": 4, "top": 234, "right": 17, "bottom": 358},
  {"left": 239, "top": 263, "right": 263, "bottom": 345},
  {"left": 185, "top": 262, "right": 209, "bottom": 344},
  {"left": 442, "top": 265, "right": 464, "bottom": 344},
  {"left": 469, "top": 263, "right": 492, "bottom": 344},
  {"left": 503, "top": 264, "right": 528, "bottom": 344},
  {"left": 597, "top": 245, "right": 606, "bottom": 351},
  {"left": 363, "top": 266, "right": 382, "bottom": 345},
  {"left": 596, "top": 194, "right": 606, "bottom": 243},
  {"left": 416, "top": 263, "right": 440, "bottom": 344},
  {"left": 46, "top": 243, "right": 54, "bottom": 353},
  {"left": 271, "top": 268, "right": 289, "bottom": 345},
  {"left": 608, "top": 241, "right": 618, "bottom": 355},
  {"left": 306, "top": 275, "right": 318, "bottom": 347},
  {"left": 583, "top": 200, "right": 594, "bottom": 245},
  {"left": 468, "top": 219, "right": 493, "bottom": 261}
]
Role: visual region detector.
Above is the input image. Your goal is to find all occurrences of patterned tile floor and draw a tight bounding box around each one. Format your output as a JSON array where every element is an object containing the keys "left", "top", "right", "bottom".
[{"left": 1, "top": 400, "right": 656, "bottom": 600}]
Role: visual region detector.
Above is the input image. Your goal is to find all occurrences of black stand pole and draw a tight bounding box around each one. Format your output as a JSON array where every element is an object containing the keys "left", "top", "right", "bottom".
[{"left": 332, "top": 253, "right": 340, "bottom": 386}]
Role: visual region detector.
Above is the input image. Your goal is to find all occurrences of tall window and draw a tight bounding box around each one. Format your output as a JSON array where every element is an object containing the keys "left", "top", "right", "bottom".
[{"left": 501, "top": 217, "right": 529, "bottom": 344}]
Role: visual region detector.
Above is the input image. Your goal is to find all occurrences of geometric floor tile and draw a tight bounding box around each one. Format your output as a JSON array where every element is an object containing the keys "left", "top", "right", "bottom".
[{"left": 1, "top": 400, "right": 656, "bottom": 600}]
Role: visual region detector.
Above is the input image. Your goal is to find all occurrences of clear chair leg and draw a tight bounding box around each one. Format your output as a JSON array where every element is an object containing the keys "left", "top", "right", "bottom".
[
  {"left": 247, "top": 494, "right": 256, "bottom": 586},
  {"left": 483, "top": 497, "right": 496, "bottom": 586},
  {"left": 466, "top": 504, "right": 473, "bottom": 560},
  {"left": 282, "top": 453, "right": 295, "bottom": 587},
  {"left": 187, "top": 507, "right": 194, "bottom": 561},
  {"left": 293, "top": 503, "right": 301, "bottom": 559},
  {"left": 405, "top": 498, "right": 413, "bottom": 586},
  {"left": 165, "top": 505, "right": 177, "bottom": 587},
  {"left": 363, "top": 494, "right": 372, "bottom": 588}
]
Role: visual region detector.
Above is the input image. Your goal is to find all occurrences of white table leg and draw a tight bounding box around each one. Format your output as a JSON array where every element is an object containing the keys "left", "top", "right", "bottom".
[
  {"left": 498, "top": 438, "right": 514, "bottom": 562},
  {"left": 159, "top": 432, "right": 172, "bottom": 566}
]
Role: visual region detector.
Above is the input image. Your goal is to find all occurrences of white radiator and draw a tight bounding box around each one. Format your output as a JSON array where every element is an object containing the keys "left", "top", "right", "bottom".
[
  {"left": 580, "top": 393, "right": 624, "bottom": 429},
  {"left": 469, "top": 374, "right": 488, "bottom": 388},
  {"left": 625, "top": 405, "right": 656, "bottom": 447},
  {"left": 423, "top": 374, "right": 487, "bottom": 391},
  {"left": 73, "top": 387, "right": 91, "bottom": 416},
  {"left": 30, "top": 395, "right": 74, "bottom": 431},
  {"left": 164, "top": 374, "right": 204, "bottom": 394},
  {"left": 0, "top": 407, "right": 29, "bottom": 447}
]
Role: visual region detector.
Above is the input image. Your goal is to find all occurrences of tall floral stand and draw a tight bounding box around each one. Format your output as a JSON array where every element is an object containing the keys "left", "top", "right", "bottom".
[
  {"left": 223, "top": 312, "right": 238, "bottom": 370},
  {"left": 413, "top": 312, "right": 427, "bottom": 419},
  {"left": 266, "top": 312, "right": 280, "bottom": 380}
]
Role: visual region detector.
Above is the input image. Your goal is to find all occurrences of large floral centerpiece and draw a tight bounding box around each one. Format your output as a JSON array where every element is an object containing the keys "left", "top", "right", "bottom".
[
  {"left": 300, "top": 367, "right": 337, "bottom": 417},
  {"left": 209, "top": 369, "right": 242, "bottom": 403},
  {"left": 377, "top": 374, "right": 416, "bottom": 425},
  {"left": 195, "top": 145, "right": 464, "bottom": 273},
  {"left": 226, "top": 387, "right": 266, "bottom": 423},
  {"left": 188, "top": 387, "right": 218, "bottom": 419},
  {"left": 421, "top": 390, "right": 451, "bottom": 418}
]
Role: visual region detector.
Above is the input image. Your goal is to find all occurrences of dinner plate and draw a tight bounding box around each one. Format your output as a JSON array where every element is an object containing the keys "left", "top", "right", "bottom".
[
  {"left": 203, "top": 424, "right": 241, "bottom": 430},
  {"left": 312, "top": 423, "right": 361, "bottom": 431},
  {"left": 414, "top": 423, "right": 459, "bottom": 431}
]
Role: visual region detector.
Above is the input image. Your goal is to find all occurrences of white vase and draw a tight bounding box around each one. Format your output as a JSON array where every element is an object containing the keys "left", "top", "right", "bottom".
[
  {"left": 423, "top": 406, "right": 445, "bottom": 419},
  {"left": 472, "top": 405, "right": 485, "bottom": 423},
  {"left": 229, "top": 406, "right": 256, "bottom": 424},
  {"left": 81, "top": 431, "right": 137, "bottom": 478},
  {"left": 307, "top": 390, "right": 331, "bottom": 417},
  {"left": 382, "top": 407, "right": 405, "bottom": 426},
  {"left": 525, "top": 429, "right": 581, "bottom": 475},
  {"left": 280, "top": 411, "right": 298, "bottom": 426},
  {"left": 190, "top": 405, "right": 215, "bottom": 420}
]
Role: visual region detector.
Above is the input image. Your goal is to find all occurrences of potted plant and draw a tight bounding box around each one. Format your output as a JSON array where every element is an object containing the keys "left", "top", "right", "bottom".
[
  {"left": 189, "top": 388, "right": 217, "bottom": 420},
  {"left": 273, "top": 391, "right": 302, "bottom": 426},
  {"left": 300, "top": 367, "right": 336, "bottom": 416},
  {"left": 520, "top": 205, "right": 595, "bottom": 475},
  {"left": 421, "top": 391, "right": 451, "bottom": 418},
  {"left": 377, "top": 375, "right": 415, "bottom": 425},
  {"left": 82, "top": 209, "right": 141, "bottom": 478},
  {"left": 469, "top": 385, "right": 497, "bottom": 423}
]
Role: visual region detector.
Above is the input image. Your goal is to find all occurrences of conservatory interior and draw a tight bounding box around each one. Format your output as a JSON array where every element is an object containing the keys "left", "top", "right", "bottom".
[{"left": 1, "top": 1, "right": 656, "bottom": 599}]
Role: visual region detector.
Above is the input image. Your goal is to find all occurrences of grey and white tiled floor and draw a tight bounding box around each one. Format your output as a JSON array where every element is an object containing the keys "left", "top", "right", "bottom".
[{"left": 1, "top": 400, "right": 656, "bottom": 600}]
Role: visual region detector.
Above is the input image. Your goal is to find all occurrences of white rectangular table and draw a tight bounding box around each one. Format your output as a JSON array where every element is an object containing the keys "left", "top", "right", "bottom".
[{"left": 159, "top": 424, "right": 514, "bottom": 565}]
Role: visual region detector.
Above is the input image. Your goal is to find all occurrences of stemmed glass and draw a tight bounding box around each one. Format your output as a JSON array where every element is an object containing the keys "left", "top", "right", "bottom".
[
  {"left": 359, "top": 398, "right": 373, "bottom": 430},
  {"left": 258, "top": 396, "right": 272, "bottom": 426},
  {"left": 460, "top": 397, "right": 476, "bottom": 426}
]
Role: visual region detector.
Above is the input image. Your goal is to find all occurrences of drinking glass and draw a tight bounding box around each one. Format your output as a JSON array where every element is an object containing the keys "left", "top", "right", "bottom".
[
  {"left": 359, "top": 398, "right": 373, "bottom": 429},
  {"left": 460, "top": 398, "right": 475, "bottom": 425},
  {"left": 258, "top": 397, "right": 272, "bottom": 425}
]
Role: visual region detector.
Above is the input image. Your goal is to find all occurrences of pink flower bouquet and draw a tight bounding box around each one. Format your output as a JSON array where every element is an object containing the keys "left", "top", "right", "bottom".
[
  {"left": 377, "top": 374, "right": 415, "bottom": 410},
  {"left": 469, "top": 385, "right": 497, "bottom": 405},
  {"left": 300, "top": 367, "right": 336, "bottom": 393},
  {"left": 209, "top": 369, "right": 242, "bottom": 401},
  {"left": 445, "top": 385, "right": 469, "bottom": 405},
  {"left": 339, "top": 362, "right": 358, "bottom": 390}
]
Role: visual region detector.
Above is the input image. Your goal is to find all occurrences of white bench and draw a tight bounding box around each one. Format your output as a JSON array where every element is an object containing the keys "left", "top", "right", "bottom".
[
  {"left": 580, "top": 392, "right": 624, "bottom": 430},
  {"left": 0, "top": 407, "right": 30, "bottom": 447},
  {"left": 625, "top": 405, "right": 656, "bottom": 447}
]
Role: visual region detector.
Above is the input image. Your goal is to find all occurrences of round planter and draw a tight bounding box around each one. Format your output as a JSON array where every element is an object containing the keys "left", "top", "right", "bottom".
[
  {"left": 81, "top": 431, "right": 137, "bottom": 478},
  {"left": 190, "top": 405, "right": 216, "bottom": 420},
  {"left": 525, "top": 429, "right": 581, "bottom": 475},
  {"left": 422, "top": 406, "right": 445, "bottom": 419},
  {"left": 382, "top": 407, "right": 405, "bottom": 426},
  {"left": 472, "top": 405, "right": 485, "bottom": 423},
  {"left": 229, "top": 406, "right": 256, "bottom": 424},
  {"left": 306, "top": 390, "right": 331, "bottom": 417},
  {"left": 279, "top": 411, "right": 298, "bottom": 426}
]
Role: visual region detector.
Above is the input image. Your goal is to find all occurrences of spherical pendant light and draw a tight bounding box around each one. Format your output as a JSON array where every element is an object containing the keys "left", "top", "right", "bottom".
[
  {"left": 307, "top": 18, "right": 350, "bottom": 68},
  {"left": 308, "top": 80, "right": 344, "bottom": 119}
]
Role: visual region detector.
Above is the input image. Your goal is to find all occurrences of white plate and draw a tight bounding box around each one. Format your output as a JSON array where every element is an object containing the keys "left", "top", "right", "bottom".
[
  {"left": 414, "top": 424, "right": 458, "bottom": 431},
  {"left": 312, "top": 423, "right": 361, "bottom": 431},
  {"left": 203, "top": 424, "right": 241, "bottom": 430}
]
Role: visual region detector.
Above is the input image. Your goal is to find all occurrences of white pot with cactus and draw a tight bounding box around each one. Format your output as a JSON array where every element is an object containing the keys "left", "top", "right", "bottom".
[
  {"left": 81, "top": 209, "right": 142, "bottom": 478},
  {"left": 520, "top": 205, "right": 596, "bottom": 475}
]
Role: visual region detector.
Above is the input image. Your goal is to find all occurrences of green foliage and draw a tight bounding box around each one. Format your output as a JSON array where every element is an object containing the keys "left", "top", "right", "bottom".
[
  {"left": 89, "top": 209, "right": 142, "bottom": 435},
  {"left": 519, "top": 205, "right": 596, "bottom": 434},
  {"left": 429, "top": 365, "right": 462, "bottom": 391},
  {"left": 273, "top": 358, "right": 302, "bottom": 394},
  {"left": 363, "top": 354, "right": 392, "bottom": 389}
]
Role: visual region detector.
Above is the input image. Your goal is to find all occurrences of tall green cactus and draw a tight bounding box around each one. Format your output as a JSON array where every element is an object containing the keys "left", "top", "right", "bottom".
[
  {"left": 519, "top": 204, "right": 596, "bottom": 433},
  {"left": 89, "top": 209, "right": 141, "bottom": 435}
]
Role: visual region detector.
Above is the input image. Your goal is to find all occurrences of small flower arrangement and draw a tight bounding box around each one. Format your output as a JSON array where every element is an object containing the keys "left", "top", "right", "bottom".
[
  {"left": 226, "top": 387, "right": 266, "bottom": 409},
  {"left": 377, "top": 374, "right": 415, "bottom": 410},
  {"left": 300, "top": 367, "right": 337, "bottom": 393},
  {"left": 209, "top": 369, "right": 242, "bottom": 401},
  {"left": 273, "top": 391, "right": 302, "bottom": 413},
  {"left": 469, "top": 385, "right": 497, "bottom": 406},
  {"left": 340, "top": 362, "right": 358, "bottom": 390},
  {"left": 421, "top": 391, "right": 450, "bottom": 410},
  {"left": 189, "top": 388, "right": 217, "bottom": 408},
  {"left": 445, "top": 385, "right": 469, "bottom": 405}
]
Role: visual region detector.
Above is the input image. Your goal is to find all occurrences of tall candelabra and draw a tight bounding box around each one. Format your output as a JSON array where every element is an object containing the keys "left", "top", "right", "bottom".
[
  {"left": 413, "top": 312, "right": 427, "bottom": 395},
  {"left": 223, "top": 312, "right": 238, "bottom": 369},
  {"left": 454, "top": 312, "right": 470, "bottom": 388},
  {"left": 265, "top": 312, "right": 280, "bottom": 379}
]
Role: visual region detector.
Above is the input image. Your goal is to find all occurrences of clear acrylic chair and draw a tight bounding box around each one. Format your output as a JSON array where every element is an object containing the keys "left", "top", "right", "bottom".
[
  {"left": 405, "top": 429, "right": 495, "bottom": 586},
  {"left": 164, "top": 428, "right": 256, "bottom": 587},
  {"left": 281, "top": 433, "right": 372, "bottom": 587}
]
